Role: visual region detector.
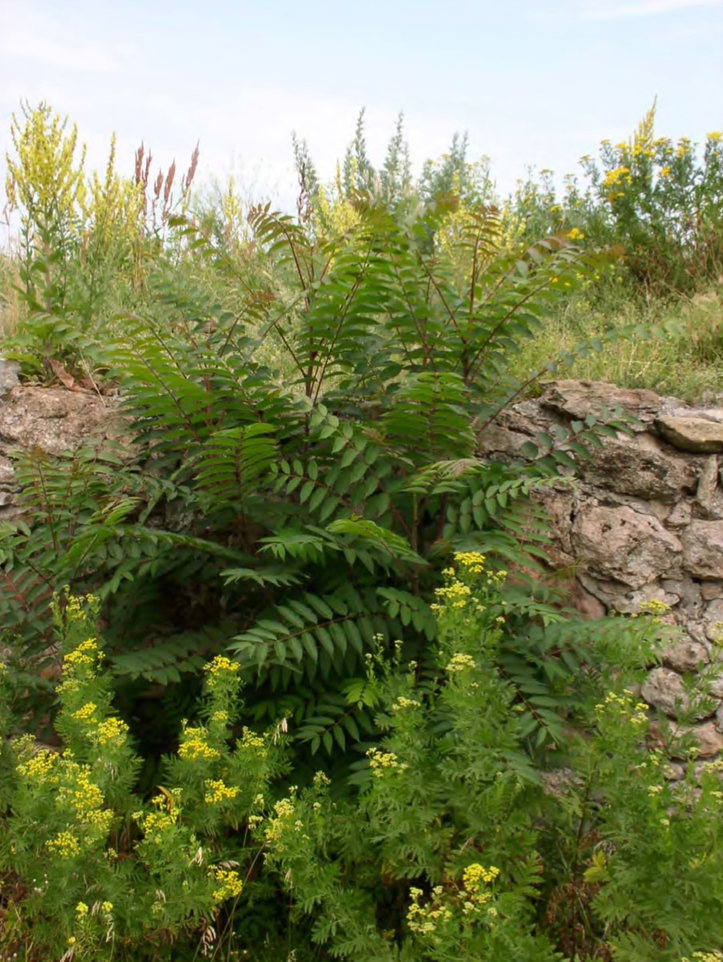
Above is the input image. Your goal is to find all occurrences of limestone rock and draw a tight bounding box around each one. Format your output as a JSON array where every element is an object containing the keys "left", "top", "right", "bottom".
[
  {"left": 666, "top": 501, "right": 693, "bottom": 528},
  {"left": 641, "top": 667, "right": 690, "bottom": 717},
  {"left": 682, "top": 521, "right": 723, "bottom": 579},
  {"left": 573, "top": 505, "right": 682, "bottom": 589},
  {"left": 0, "top": 455, "right": 14, "bottom": 486},
  {"left": 704, "top": 600, "right": 723, "bottom": 643},
  {"left": 0, "top": 387, "right": 124, "bottom": 457},
  {"left": 577, "top": 435, "right": 697, "bottom": 502},
  {"left": 0, "top": 358, "right": 20, "bottom": 397},
  {"left": 671, "top": 721, "right": 723, "bottom": 758},
  {"left": 657, "top": 415, "right": 723, "bottom": 453},
  {"left": 701, "top": 582, "right": 723, "bottom": 601},
  {"left": 540, "top": 380, "right": 660, "bottom": 425},
  {"left": 662, "top": 636, "right": 710, "bottom": 673},
  {"left": 709, "top": 672, "right": 723, "bottom": 699},
  {"left": 696, "top": 456, "right": 719, "bottom": 516}
]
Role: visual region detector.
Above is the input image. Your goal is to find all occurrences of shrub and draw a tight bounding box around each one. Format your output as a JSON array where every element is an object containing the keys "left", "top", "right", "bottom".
[{"left": 0, "top": 592, "right": 285, "bottom": 961}]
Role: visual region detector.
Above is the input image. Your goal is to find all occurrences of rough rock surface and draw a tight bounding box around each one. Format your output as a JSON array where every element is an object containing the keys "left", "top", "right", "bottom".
[
  {"left": 477, "top": 379, "right": 723, "bottom": 770},
  {"left": 657, "top": 415, "right": 723, "bottom": 453},
  {"left": 0, "top": 384, "right": 124, "bottom": 522},
  {"left": 573, "top": 505, "right": 682, "bottom": 589},
  {"left": 2, "top": 378, "right": 722, "bottom": 772}
]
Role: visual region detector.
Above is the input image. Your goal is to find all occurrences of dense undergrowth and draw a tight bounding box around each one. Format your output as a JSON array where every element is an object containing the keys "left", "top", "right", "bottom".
[{"left": 0, "top": 102, "right": 722, "bottom": 960}]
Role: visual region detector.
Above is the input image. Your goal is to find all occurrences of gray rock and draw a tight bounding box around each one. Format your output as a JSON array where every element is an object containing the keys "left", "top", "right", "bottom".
[
  {"left": 573, "top": 505, "right": 682, "bottom": 589},
  {"left": 657, "top": 415, "right": 723, "bottom": 453},
  {"left": 704, "top": 600, "right": 723, "bottom": 644},
  {"left": 578, "top": 435, "right": 698, "bottom": 502},
  {"left": 641, "top": 667, "right": 691, "bottom": 717},
  {"left": 540, "top": 380, "right": 660, "bottom": 425},
  {"left": 0, "top": 386, "right": 124, "bottom": 457},
  {"left": 0, "top": 357, "right": 20, "bottom": 397},
  {"left": 662, "top": 636, "right": 710, "bottom": 673},
  {"left": 671, "top": 721, "right": 723, "bottom": 758},
  {"left": 667, "top": 501, "right": 693, "bottom": 528},
  {"left": 682, "top": 521, "right": 723, "bottom": 579}
]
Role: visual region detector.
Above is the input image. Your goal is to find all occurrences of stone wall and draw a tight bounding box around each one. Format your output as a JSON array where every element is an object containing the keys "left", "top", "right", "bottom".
[
  {"left": 2, "top": 363, "right": 722, "bottom": 762},
  {"left": 0, "top": 361, "right": 124, "bottom": 523},
  {"left": 478, "top": 379, "right": 723, "bottom": 763}
]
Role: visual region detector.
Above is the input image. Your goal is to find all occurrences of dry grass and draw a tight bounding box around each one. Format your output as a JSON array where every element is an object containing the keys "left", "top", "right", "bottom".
[
  {"left": 0, "top": 252, "right": 24, "bottom": 339},
  {"left": 514, "top": 283, "right": 723, "bottom": 404}
]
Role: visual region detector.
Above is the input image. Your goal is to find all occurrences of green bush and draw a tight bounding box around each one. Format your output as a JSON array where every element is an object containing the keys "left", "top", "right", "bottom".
[
  {"left": 0, "top": 592, "right": 285, "bottom": 960},
  {"left": 1, "top": 194, "right": 621, "bottom": 771},
  {"left": 510, "top": 104, "right": 723, "bottom": 296},
  {"left": 3, "top": 568, "right": 721, "bottom": 961}
]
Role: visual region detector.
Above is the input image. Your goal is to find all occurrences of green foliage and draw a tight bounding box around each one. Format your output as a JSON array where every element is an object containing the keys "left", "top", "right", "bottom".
[
  {"left": 0, "top": 185, "right": 613, "bottom": 772},
  {"left": 509, "top": 104, "right": 723, "bottom": 295},
  {"left": 4, "top": 566, "right": 721, "bottom": 960},
  {"left": 0, "top": 594, "right": 286, "bottom": 961},
  {"left": 259, "top": 557, "right": 723, "bottom": 961}
]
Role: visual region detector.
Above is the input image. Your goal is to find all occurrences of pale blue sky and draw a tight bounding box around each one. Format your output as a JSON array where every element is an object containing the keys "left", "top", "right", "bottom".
[{"left": 2, "top": 0, "right": 722, "bottom": 232}]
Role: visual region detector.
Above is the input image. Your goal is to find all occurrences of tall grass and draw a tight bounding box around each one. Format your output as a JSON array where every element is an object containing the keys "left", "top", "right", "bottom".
[{"left": 514, "top": 281, "right": 723, "bottom": 402}]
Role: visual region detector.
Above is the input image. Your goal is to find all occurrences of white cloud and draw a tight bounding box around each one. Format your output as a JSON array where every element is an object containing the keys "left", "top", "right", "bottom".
[
  {"left": 0, "top": 31, "right": 118, "bottom": 72},
  {"left": 579, "top": 0, "right": 720, "bottom": 19}
]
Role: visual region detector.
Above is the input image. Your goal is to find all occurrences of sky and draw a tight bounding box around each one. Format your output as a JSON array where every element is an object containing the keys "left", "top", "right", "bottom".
[{"left": 1, "top": 0, "right": 722, "bottom": 238}]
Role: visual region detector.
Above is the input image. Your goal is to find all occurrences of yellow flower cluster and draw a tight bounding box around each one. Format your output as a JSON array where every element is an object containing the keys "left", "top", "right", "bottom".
[
  {"left": 211, "top": 867, "right": 243, "bottom": 902},
  {"left": 463, "top": 863, "right": 499, "bottom": 890},
  {"left": 136, "top": 809, "right": 177, "bottom": 843},
  {"left": 445, "top": 653, "right": 477, "bottom": 673},
  {"left": 392, "top": 696, "right": 422, "bottom": 712},
  {"left": 264, "top": 797, "right": 296, "bottom": 846},
  {"left": 46, "top": 831, "right": 81, "bottom": 858},
  {"left": 568, "top": 227, "right": 585, "bottom": 241},
  {"left": 367, "top": 747, "right": 407, "bottom": 775},
  {"left": 240, "top": 727, "right": 265, "bottom": 750},
  {"left": 407, "top": 887, "right": 452, "bottom": 935},
  {"left": 682, "top": 953, "right": 723, "bottom": 962},
  {"left": 204, "top": 778, "right": 240, "bottom": 805},
  {"left": 96, "top": 716, "right": 129, "bottom": 747},
  {"left": 72, "top": 701, "right": 98, "bottom": 722},
  {"left": 64, "top": 638, "right": 101, "bottom": 669},
  {"left": 454, "top": 551, "right": 486, "bottom": 574},
  {"left": 178, "top": 726, "right": 220, "bottom": 762},
  {"left": 603, "top": 167, "right": 630, "bottom": 188},
  {"left": 204, "top": 655, "right": 240, "bottom": 689},
  {"left": 16, "top": 748, "right": 57, "bottom": 780},
  {"left": 594, "top": 690, "right": 648, "bottom": 727},
  {"left": 638, "top": 598, "right": 671, "bottom": 616},
  {"left": 434, "top": 581, "right": 472, "bottom": 609}
]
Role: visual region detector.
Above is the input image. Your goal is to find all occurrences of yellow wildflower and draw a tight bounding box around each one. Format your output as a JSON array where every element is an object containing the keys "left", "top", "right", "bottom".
[
  {"left": 178, "top": 726, "right": 220, "bottom": 762},
  {"left": 454, "top": 550, "right": 486, "bottom": 574},
  {"left": 96, "top": 716, "right": 129, "bottom": 746},
  {"left": 64, "top": 639, "right": 101, "bottom": 669},
  {"left": 367, "top": 747, "right": 407, "bottom": 775},
  {"left": 46, "top": 831, "right": 81, "bottom": 857},
  {"left": 446, "top": 653, "right": 476, "bottom": 673},
  {"left": 72, "top": 702, "right": 98, "bottom": 722},
  {"left": 434, "top": 581, "right": 472, "bottom": 609},
  {"left": 211, "top": 867, "right": 243, "bottom": 902},
  {"left": 17, "top": 749, "right": 57, "bottom": 780},
  {"left": 204, "top": 778, "right": 240, "bottom": 805}
]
